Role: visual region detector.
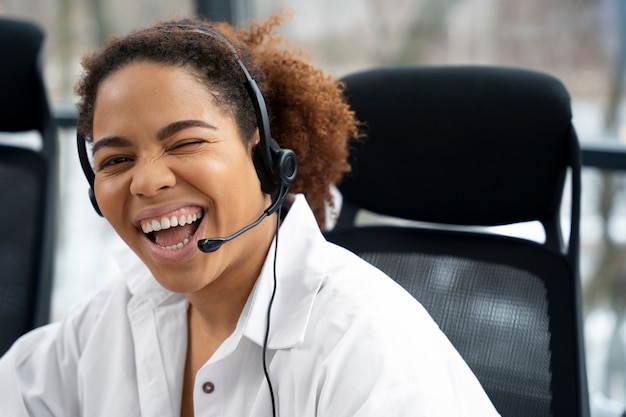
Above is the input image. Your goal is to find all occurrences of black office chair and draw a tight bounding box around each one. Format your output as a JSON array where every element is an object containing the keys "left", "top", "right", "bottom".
[
  {"left": 0, "top": 18, "right": 58, "bottom": 355},
  {"left": 326, "top": 66, "right": 589, "bottom": 417}
]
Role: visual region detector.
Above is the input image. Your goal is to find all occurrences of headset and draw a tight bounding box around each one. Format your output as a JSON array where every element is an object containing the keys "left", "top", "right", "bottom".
[
  {"left": 77, "top": 24, "right": 297, "bottom": 222},
  {"left": 76, "top": 23, "right": 298, "bottom": 416}
]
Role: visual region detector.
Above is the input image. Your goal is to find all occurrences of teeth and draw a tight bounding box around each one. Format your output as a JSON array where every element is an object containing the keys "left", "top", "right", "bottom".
[
  {"left": 140, "top": 210, "right": 203, "bottom": 234},
  {"left": 162, "top": 238, "right": 190, "bottom": 251}
]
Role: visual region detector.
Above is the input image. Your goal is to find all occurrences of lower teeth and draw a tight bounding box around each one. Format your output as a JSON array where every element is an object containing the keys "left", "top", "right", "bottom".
[{"left": 161, "top": 238, "right": 190, "bottom": 251}]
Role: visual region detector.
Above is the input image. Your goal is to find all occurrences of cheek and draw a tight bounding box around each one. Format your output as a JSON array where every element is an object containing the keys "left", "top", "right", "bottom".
[
  {"left": 94, "top": 177, "right": 128, "bottom": 228},
  {"left": 190, "top": 152, "right": 258, "bottom": 195}
]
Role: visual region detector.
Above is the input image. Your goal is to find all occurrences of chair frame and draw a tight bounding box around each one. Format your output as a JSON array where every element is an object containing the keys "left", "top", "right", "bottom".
[
  {"left": 0, "top": 17, "right": 58, "bottom": 350},
  {"left": 327, "top": 65, "right": 590, "bottom": 417}
]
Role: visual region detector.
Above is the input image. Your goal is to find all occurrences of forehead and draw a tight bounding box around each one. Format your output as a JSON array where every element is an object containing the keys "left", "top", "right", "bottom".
[
  {"left": 92, "top": 62, "right": 231, "bottom": 138},
  {"left": 98, "top": 61, "right": 210, "bottom": 101}
]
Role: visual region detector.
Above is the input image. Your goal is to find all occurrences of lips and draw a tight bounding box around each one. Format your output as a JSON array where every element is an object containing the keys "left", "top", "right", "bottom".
[{"left": 139, "top": 208, "right": 203, "bottom": 251}]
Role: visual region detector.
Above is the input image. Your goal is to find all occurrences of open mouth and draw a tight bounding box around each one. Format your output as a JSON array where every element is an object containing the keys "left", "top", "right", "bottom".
[{"left": 139, "top": 209, "right": 203, "bottom": 251}]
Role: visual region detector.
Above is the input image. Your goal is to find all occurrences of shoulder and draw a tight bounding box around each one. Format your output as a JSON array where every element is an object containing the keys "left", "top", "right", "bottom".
[
  {"left": 0, "top": 277, "right": 133, "bottom": 416},
  {"left": 3, "top": 276, "right": 130, "bottom": 366},
  {"left": 278, "top": 195, "right": 442, "bottom": 349},
  {"left": 318, "top": 239, "right": 429, "bottom": 327},
  {"left": 295, "top": 238, "right": 443, "bottom": 366}
]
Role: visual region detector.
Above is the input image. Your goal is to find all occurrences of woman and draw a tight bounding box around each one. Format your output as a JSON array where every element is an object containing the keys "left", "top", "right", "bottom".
[{"left": 0, "top": 14, "right": 500, "bottom": 416}]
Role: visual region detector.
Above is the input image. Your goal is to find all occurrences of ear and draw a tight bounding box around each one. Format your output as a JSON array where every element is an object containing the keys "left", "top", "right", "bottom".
[
  {"left": 250, "top": 128, "right": 279, "bottom": 196},
  {"left": 248, "top": 129, "right": 260, "bottom": 155}
]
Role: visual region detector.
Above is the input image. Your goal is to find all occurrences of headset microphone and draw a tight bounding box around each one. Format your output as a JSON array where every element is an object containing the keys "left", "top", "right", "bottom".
[
  {"left": 197, "top": 207, "right": 270, "bottom": 253},
  {"left": 197, "top": 178, "right": 291, "bottom": 253},
  {"left": 197, "top": 216, "right": 264, "bottom": 252}
]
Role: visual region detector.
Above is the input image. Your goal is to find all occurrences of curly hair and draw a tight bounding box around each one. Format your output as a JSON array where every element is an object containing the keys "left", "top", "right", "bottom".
[{"left": 75, "top": 13, "right": 360, "bottom": 229}]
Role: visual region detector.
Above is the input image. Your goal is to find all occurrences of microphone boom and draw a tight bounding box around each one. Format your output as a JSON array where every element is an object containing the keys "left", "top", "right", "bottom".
[{"left": 197, "top": 210, "right": 269, "bottom": 253}]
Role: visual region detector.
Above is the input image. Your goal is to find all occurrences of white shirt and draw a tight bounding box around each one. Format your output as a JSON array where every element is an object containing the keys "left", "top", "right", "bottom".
[{"left": 0, "top": 194, "right": 500, "bottom": 416}]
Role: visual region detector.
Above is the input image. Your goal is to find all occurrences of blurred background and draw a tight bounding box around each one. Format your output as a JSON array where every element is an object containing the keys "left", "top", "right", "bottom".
[{"left": 1, "top": 0, "right": 626, "bottom": 414}]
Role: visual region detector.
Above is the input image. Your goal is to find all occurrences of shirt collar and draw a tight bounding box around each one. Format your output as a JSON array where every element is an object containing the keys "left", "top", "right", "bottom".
[{"left": 241, "top": 194, "right": 327, "bottom": 350}]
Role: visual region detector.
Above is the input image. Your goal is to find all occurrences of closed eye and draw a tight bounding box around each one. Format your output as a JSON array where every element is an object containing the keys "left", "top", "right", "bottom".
[
  {"left": 170, "top": 140, "right": 204, "bottom": 151},
  {"left": 166, "top": 139, "right": 209, "bottom": 155}
]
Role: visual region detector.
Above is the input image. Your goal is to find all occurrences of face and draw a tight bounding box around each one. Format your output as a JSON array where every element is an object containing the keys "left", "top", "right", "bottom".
[{"left": 91, "top": 61, "right": 274, "bottom": 295}]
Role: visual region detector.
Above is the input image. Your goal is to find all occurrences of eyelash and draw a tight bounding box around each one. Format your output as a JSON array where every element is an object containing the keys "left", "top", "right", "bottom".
[
  {"left": 99, "top": 155, "right": 133, "bottom": 170},
  {"left": 170, "top": 139, "right": 204, "bottom": 150}
]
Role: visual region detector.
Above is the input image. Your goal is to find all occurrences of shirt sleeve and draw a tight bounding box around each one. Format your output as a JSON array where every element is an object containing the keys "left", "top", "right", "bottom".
[
  {"left": 313, "top": 333, "right": 501, "bottom": 416},
  {"left": 311, "top": 281, "right": 502, "bottom": 417},
  {"left": 347, "top": 347, "right": 503, "bottom": 417}
]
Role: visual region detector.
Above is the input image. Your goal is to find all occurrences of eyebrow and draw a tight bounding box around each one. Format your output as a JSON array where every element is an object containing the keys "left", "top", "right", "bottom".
[
  {"left": 156, "top": 119, "right": 217, "bottom": 141},
  {"left": 91, "top": 119, "right": 217, "bottom": 155},
  {"left": 91, "top": 136, "right": 131, "bottom": 155}
]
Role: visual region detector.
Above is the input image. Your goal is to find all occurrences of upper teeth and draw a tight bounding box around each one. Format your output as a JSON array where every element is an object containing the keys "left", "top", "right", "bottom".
[{"left": 141, "top": 211, "right": 202, "bottom": 234}]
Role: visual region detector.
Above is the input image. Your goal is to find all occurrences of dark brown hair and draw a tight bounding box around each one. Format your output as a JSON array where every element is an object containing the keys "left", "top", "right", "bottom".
[{"left": 75, "top": 14, "right": 360, "bottom": 228}]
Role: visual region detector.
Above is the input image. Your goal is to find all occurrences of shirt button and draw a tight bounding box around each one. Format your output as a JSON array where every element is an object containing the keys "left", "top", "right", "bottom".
[{"left": 202, "top": 381, "right": 215, "bottom": 394}]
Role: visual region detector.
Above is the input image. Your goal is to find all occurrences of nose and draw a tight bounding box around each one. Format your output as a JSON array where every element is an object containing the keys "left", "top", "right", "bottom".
[{"left": 129, "top": 156, "right": 177, "bottom": 197}]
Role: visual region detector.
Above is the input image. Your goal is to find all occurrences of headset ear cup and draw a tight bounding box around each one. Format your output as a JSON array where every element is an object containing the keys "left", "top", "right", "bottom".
[
  {"left": 253, "top": 143, "right": 298, "bottom": 196},
  {"left": 89, "top": 187, "right": 103, "bottom": 217},
  {"left": 275, "top": 148, "right": 298, "bottom": 188}
]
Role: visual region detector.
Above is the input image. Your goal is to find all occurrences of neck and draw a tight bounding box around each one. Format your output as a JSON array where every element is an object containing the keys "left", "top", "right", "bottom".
[{"left": 185, "top": 210, "right": 276, "bottom": 336}]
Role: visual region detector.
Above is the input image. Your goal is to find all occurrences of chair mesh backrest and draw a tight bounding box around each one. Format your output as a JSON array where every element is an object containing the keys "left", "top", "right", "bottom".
[
  {"left": 364, "top": 251, "right": 552, "bottom": 417},
  {"left": 327, "top": 66, "right": 588, "bottom": 417}
]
